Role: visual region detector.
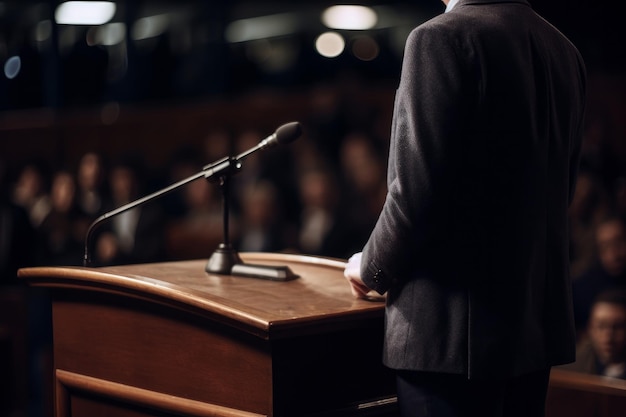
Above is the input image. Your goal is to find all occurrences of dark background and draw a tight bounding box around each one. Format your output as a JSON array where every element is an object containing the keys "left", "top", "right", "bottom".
[
  {"left": 1, "top": 2, "right": 625, "bottom": 417},
  {"left": 0, "top": 1, "right": 623, "bottom": 111},
  {"left": 1, "top": 0, "right": 624, "bottom": 175}
]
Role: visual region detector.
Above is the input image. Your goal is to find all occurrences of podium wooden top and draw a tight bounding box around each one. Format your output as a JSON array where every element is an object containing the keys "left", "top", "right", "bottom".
[{"left": 18, "top": 252, "right": 385, "bottom": 339}]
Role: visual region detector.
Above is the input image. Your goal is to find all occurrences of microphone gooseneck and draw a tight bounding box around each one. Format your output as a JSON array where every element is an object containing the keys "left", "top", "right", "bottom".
[
  {"left": 83, "top": 169, "right": 207, "bottom": 266},
  {"left": 83, "top": 121, "right": 303, "bottom": 268}
]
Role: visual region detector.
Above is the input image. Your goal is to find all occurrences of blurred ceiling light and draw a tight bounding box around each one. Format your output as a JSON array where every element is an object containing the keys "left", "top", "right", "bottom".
[
  {"left": 247, "top": 39, "right": 298, "bottom": 73},
  {"left": 4, "top": 56, "right": 21, "bottom": 79},
  {"left": 225, "top": 13, "right": 298, "bottom": 43},
  {"left": 321, "top": 5, "right": 378, "bottom": 30},
  {"left": 55, "top": 1, "right": 116, "bottom": 25},
  {"left": 58, "top": 25, "right": 79, "bottom": 53},
  {"left": 315, "top": 31, "right": 345, "bottom": 58},
  {"left": 132, "top": 14, "right": 170, "bottom": 41},
  {"left": 352, "top": 35, "right": 379, "bottom": 61},
  {"left": 92, "top": 22, "right": 126, "bottom": 45},
  {"left": 35, "top": 20, "right": 53, "bottom": 42}
]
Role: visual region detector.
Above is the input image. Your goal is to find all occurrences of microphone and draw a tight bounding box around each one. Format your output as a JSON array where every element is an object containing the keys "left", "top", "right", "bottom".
[
  {"left": 232, "top": 121, "right": 302, "bottom": 161},
  {"left": 260, "top": 121, "right": 303, "bottom": 147},
  {"left": 83, "top": 121, "right": 303, "bottom": 267}
]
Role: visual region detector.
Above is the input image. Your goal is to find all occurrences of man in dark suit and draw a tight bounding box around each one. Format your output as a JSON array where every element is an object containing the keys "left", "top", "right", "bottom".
[{"left": 344, "top": 0, "right": 587, "bottom": 416}]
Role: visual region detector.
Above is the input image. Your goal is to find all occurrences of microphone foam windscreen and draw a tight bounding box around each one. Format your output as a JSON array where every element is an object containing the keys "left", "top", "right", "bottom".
[{"left": 275, "top": 122, "right": 303, "bottom": 145}]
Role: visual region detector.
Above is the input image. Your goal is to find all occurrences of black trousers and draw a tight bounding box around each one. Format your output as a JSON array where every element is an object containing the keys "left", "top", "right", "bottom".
[{"left": 395, "top": 368, "right": 551, "bottom": 417}]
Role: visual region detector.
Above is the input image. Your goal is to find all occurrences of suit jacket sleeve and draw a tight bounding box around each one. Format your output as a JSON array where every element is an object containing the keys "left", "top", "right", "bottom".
[{"left": 361, "top": 25, "right": 472, "bottom": 294}]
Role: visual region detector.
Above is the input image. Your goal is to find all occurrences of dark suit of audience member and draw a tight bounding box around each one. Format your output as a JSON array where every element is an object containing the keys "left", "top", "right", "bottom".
[
  {"left": 573, "top": 216, "right": 626, "bottom": 333},
  {"left": 75, "top": 152, "right": 110, "bottom": 226},
  {"left": 37, "top": 171, "right": 84, "bottom": 266},
  {"left": 344, "top": 1, "right": 586, "bottom": 416},
  {"left": 234, "top": 180, "right": 296, "bottom": 253},
  {"left": 338, "top": 131, "right": 387, "bottom": 243},
  {"left": 297, "top": 168, "right": 363, "bottom": 259},
  {"left": 93, "top": 157, "right": 165, "bottom": 266}
]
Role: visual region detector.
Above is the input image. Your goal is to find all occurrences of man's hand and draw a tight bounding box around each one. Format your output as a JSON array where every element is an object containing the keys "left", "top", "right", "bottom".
[{"left": 343, "top": 252, "right": 372, "bottom": 299}]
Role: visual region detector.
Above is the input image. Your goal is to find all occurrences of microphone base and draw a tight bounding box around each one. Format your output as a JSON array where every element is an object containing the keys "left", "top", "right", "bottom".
[
  {"left": 231, "top": 263, "right": 299, "bottom": 282},
  {"left": 205, "top": 244, "right": 299, "bottom": 281},
  {"left": 205, "top": 244, "right": 243, "bottom": 275}
]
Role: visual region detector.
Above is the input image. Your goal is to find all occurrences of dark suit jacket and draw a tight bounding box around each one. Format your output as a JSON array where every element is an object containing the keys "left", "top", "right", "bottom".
[{"left": 361, "top": 0, "right": 586, "bottom": 380}]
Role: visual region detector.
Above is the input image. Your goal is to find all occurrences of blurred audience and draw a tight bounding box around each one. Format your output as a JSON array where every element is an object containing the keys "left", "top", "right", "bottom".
[
  {"left": 6, "top": 121, "right": 621, "bottom": 276},
  {"left": 568, "top": 169, "right": 612, "bottom": 278},
  {"left": 2, "top": 118, "right": 624, "bottom": 276},
  {"left": 561, "top": 288, "right": 626, "bottom": 379}
]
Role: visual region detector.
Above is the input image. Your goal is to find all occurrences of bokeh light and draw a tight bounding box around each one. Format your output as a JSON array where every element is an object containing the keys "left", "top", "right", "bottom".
[{"left": 315, "top": 31, "right": 345, "bottom": 58}]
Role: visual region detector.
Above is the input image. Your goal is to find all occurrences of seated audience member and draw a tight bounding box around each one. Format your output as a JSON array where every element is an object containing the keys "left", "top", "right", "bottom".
[
  {"left": 160, "top": 146, "right": 199, "bottom": 220},
  {"left": 94, "top": 156, "right": 165, "bottom": 266},
  {"left": 573, "top": 216, "right": 626, "bottom": 332},
  {"left": 37, "top": 170, "right": 83, "bottom": 265},
  {"left": 296, "top": 167, "right": 361, "bottom": 259},
  {"left": 11, "top": 161, "right": 52, "bottom": 229},
  {"left": 165, "top": 168, "right": 224, "bottom": 261},
  {"left": 231, "top": 127, "right": 299, "bottom": 227},
  {"left": 234, "top": 180, "right": 296, "bottom": 253},
  {"left": 0, "top": 161, "right": 36, "bottom": 283},
  {"left": 75, "top": 151, "right": 108, "bottom": 220},
  {"left": 561, "top": 289, "right": 626, "bottom": 379},
  {"left": 568, "top": 170, "right": 611, "bottom": 278},
  {"left": 338, "top": 131, "right": 387, "bottom": 235}
]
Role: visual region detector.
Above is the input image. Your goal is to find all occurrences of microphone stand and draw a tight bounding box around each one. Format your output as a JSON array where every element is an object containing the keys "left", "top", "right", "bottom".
[
  {"left": 83, "top": 152, "right": 298, "bottom": 280},
  {"left": 205, "top": 157, "right": 298, "bottom": 281},
  {"left": 204, "top": 160, "right": 242, "bottom": 274}
]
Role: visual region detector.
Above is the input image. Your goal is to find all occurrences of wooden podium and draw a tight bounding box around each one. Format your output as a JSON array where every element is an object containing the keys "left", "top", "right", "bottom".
[{"left": 19, "top": 253, "right": 397, "bottom": 417}]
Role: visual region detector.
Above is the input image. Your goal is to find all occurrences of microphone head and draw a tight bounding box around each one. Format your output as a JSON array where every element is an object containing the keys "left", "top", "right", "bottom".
[{"left": 274, "top": 121, "right": 302, "bottom": 145}]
